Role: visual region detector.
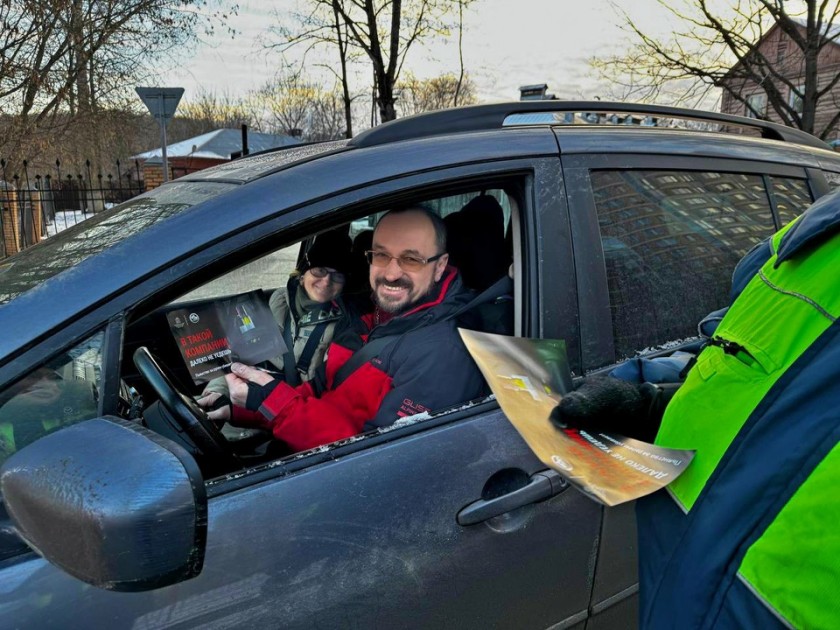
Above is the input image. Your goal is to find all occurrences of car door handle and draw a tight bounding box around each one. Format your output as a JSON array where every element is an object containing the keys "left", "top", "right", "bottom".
[{"left": 457, "top": 469, "right": 569, "bottom": 526}]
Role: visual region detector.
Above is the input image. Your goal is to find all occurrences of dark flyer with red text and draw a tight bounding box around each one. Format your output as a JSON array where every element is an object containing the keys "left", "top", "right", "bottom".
[{"left": 166, "top": 291, "right": 287, "bottom": 384}]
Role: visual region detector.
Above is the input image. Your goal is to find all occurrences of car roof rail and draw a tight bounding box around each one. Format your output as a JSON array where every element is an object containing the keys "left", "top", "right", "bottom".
[{"left": 349, "top": 101, "right": 831, "bottom": 151}]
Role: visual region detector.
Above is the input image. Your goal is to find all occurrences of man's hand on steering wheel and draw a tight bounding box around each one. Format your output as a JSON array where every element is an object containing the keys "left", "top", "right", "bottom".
[
  {"left": 196, "top": 391, "right": 232, "bottom": 424},
  {"left": 132, "top": 346, "right": 238, "bottom": 462}
]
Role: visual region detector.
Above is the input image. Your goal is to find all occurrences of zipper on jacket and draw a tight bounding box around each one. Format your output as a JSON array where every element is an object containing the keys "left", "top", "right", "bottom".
[{"left": 708, "top": 336, "right": 759, "bottom": 369}]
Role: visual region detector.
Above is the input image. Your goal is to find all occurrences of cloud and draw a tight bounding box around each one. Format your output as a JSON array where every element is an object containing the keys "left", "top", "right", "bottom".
[{"left": 164, "top": 0, "right": 670, "bottom": 105}]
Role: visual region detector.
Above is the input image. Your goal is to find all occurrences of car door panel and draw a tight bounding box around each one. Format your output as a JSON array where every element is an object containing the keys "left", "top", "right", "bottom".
[
  {"left": 0, "top": 151, "right": 612, "bottom": 628},
  {"left": 2, "top": 408, "right": 601, "bottom": 629},
  {"left": 586, "top": 501, "right": 639, "bottom": 629},
  {"left": 559, "top": 151, "right": 816, "bottom": 623}
]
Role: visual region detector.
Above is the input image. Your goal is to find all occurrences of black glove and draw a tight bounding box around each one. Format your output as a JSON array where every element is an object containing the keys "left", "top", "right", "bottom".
[
  {"left": 549, "top": 377, "right": 677, "bottom": 442},
  {"left": 244, "top": 379, "right": 279, "bottom": 412}
]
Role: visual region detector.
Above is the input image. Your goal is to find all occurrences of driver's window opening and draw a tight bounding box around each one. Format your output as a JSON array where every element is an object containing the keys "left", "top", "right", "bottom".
[{"left": 123, "top": 186, "right": 518, "bottom": 476}]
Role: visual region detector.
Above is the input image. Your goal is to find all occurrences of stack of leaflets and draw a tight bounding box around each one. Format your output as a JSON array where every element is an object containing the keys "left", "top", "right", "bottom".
[{"left": 459, "top": 329, "right": 695, "bottom": 506}]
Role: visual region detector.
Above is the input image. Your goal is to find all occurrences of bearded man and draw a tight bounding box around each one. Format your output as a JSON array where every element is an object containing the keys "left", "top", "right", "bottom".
[{"left": 200, "top": 206, "right": 487, "bottom": 452}]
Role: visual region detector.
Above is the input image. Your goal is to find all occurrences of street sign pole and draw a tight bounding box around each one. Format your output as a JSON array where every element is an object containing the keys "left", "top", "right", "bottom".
[
  {"left": 159, "top": 94, "right": 169, "bottom": 182},
  {"left": 135, "top": 87, "right": 184, "bottom": 185}
]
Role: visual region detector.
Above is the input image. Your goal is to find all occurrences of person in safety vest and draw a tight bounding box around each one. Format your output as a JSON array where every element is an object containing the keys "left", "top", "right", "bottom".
[
  {"left": 551, "top": 189, "right": 840, "bottom": 629},
  {"left": 0, "top": 367, "right": 97, "bottom": 467}
]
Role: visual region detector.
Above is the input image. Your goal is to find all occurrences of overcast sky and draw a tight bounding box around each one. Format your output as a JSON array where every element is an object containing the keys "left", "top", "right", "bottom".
[{"left": 160, "top": 0, "right": 678, "bottom": 105}]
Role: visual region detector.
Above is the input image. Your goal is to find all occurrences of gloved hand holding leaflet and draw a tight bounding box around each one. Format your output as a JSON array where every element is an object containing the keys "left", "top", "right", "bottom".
[{"left": 459, "top": 329, "right": 695, "bottom": 506}]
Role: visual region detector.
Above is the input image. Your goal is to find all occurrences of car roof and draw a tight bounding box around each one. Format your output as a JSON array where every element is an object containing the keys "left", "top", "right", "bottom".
[
  {"left": 0, "top": 100, "right": 836, "bottom": 362},
  {"left": 349, "top": 100, "right": 833, "bottom": 151}
]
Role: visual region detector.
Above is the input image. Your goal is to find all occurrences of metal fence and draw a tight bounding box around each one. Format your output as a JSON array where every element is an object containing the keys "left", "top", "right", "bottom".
[{"left": 0, "top": 158, "right": 145, "bottom": 259}]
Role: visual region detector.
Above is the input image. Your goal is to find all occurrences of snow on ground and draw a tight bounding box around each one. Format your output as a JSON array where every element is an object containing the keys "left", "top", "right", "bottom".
[{"left": 44, "top": 210, "right": 91, "bottom": 236}]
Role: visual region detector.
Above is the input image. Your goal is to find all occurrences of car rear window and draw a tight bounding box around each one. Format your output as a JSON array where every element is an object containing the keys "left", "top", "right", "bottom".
[{"left": 591, "top": 169, "right": 778, "bottom": 360}]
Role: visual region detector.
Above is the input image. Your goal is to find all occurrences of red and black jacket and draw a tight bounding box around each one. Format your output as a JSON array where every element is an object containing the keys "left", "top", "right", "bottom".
[{"left": 231, "top": 267, "right": 488, "bottom": 452}]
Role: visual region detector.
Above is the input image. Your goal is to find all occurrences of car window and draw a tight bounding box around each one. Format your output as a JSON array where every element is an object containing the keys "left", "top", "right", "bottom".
[
  {"left": 823, "top": 170, "right": 840, "bottom": 193},
  {"left": 770, "top": 176, "right": 812, "bottom": 227},
  {"left": 424, "top": 189, "right": 512, "bottom": 225},
  {"left": 0, "top": 331, "right": 103, "bottom": 467},
  {"left": 176, "top": 245, "right": 301, "bottom": 302},
  {"left": 123, "top": 185, "right": 519, "bottom": 481},
  {"left": 591, "top": 169, "right": 776, "bottom": 361}
]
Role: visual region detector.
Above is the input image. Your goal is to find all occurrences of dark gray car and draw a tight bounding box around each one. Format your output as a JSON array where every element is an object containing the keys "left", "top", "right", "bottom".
[{"left": 1, "top": 102, "right": 838, "bottom": 629}]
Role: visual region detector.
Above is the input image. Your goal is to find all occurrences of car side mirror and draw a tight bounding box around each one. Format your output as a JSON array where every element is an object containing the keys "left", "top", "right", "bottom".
[{"left": 0, "top": 417, "right": 207, "bottom": 592}]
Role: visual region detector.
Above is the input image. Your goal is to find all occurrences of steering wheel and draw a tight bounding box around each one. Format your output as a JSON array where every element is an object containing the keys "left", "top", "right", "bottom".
[{"left": 133, "top": 346, "right": 237, "bottom": 462}]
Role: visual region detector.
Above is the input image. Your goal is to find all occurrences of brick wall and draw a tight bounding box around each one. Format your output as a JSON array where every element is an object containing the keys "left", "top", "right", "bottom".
[
  {"left": 1, "top": 189, "right": 43, "bottom": 258},
  {"left": 141, "top": 164, "right": 172, "bottom": 191}
]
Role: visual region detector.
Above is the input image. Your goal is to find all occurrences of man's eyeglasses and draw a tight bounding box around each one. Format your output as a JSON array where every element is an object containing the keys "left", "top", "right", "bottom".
[
  {"left": 365, "top": 250, "right": 445, "bottom": 272},
  {"left": 308, "top": 267, "right": 346, "bottom": 284}
]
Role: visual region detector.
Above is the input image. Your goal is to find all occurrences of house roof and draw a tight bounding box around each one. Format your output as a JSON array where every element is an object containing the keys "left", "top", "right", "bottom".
[
  {"left": 133, "top": 128, "right": 300, "bottom": 162},
  {"left": 722, "top": 18, "right": 840, "bottom": 80},
  {"left": 755, "top": 17, "right": 840, "bottom": 56},
  {"left": 791, "top": 17, "right": 840, "bottom": 41}
]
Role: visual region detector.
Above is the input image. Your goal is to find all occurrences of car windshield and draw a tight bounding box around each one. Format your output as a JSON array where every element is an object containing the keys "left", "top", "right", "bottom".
[
  {"left": 0, "top": 181, "right": 236, "bottom": 304},
  {"left": 0, "top": 140, "right": 352, "bottom": 305}
]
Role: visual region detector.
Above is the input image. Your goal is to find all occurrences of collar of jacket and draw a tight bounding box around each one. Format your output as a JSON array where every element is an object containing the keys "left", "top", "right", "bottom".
[
  {"left": 366, "top": 267, "right": 472, "bottom": 338},
  {"left": 775, "top": 188, "right": 840, "bottom": 266}
]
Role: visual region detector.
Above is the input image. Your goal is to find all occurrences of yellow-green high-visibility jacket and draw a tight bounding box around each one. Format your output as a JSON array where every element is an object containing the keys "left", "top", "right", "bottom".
[{"left": 637, "top": 190, "right": 840, "bottom": 629}]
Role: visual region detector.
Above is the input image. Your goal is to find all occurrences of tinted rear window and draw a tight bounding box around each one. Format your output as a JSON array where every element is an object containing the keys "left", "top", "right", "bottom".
[{"left": 592, "top": 169, "right": 777, "bottom": 360}]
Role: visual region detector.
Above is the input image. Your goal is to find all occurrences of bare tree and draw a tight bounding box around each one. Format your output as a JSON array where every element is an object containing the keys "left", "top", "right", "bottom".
[
  {"left": 452, "top": 0, "right": 467, "bottom": 106},
  {"left": 265, "top": 1, "right": 362, "bottom": 137},
  {"left": 257, "top": 66, "right": 347, "bottom": 141},
  {"left": 271, "top": 0, "right": 470, "bottom": 124},
  {"left": 396, "top": 72, "right": 476, "bottom": 116},
  {"left": 0, "top": 0, "right": 236, "bottom": 161},
  {"left": 309, "top": 89, "right": 348, "bottom": 140},
  {"left": 178, "top": 90, "right": 264, "bottom": 136},
  {"left": 330, "top": 0, "right": 355, "bottom": 137},
  {"left": 259, "top": 67, "right": 313, "bottom": 138},
  {"left": 592, "top": 1, "right": 840, "bottom": 138},
  {"left": 334, "top": 0, "right": 467, "bottom": 122}
]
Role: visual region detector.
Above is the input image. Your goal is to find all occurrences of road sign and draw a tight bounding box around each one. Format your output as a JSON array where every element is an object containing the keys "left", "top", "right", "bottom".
[
  {"left": 135, "top": 87, "right": 184, "bottom": 184},
  {"left": 135, "top": 87, "right": 184, "bottom": 124}
]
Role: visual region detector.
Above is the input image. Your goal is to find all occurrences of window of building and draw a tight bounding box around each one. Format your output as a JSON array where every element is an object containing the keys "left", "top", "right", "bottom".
[
  {"left": 746, "top": 93, "right": 767, "bottom": 119},
  {"left": 789, "top": 85, "right": 805, "bottom": 114},
  {"left": 776, "top": 39, "right": 788, "bottom": 65}
]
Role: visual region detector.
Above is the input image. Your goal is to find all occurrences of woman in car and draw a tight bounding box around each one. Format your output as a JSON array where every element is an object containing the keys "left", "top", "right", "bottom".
[{"left": 201, "top": 228, "right": 353, "bottom": 402}]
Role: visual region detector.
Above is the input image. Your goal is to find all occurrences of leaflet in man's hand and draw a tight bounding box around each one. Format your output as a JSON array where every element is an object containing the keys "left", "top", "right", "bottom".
[
  {"left": 458, "top": 329, "right": 695, "bottom": 506},
  {"left": 166, "top": 291, "right": 287, "bottom": 384}
]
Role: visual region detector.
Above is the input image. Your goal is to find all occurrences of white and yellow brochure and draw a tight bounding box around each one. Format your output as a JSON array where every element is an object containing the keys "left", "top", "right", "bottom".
[{"left": 459, "top": 329, "right": 695, "bottom": 506}]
